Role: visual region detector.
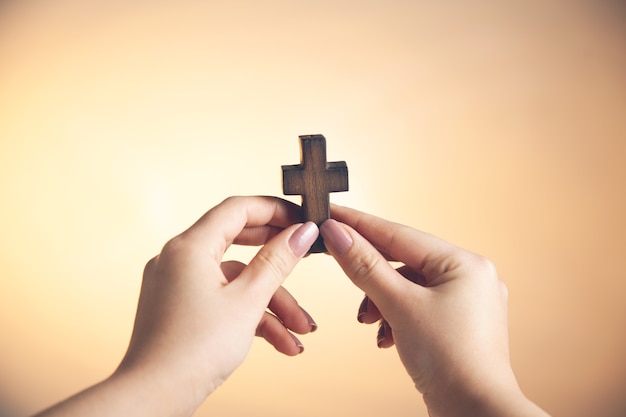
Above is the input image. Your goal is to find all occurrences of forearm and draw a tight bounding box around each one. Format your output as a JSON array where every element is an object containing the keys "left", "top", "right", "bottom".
[{"left": 32, "top": 369, "right": 199, "bottom": 417}]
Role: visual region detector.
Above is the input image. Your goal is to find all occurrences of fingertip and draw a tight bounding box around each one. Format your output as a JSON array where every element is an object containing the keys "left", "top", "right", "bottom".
[
  {"left": 320, "top": 219, "right": 353, "bottom": 256},
  {"left": 257, "top": 315, "right": 305, "bottom": 356},
  {"left": 290, "top": 333, "right": 305, "bottom": 355},
  {"left": 357, "top": 296, "right": 368, "bottom": 323},
  {"left": 300, "top": 307, "right": 318, "bottom": 333},
  {"left": 288, "top": 222, "right": 319, "bottom": 258},
  {"left": 376, "top": 320, "right": 394, "bottom": 349},
  {"left": 357, "top": 295, "right": 383, "bottom": 324}
]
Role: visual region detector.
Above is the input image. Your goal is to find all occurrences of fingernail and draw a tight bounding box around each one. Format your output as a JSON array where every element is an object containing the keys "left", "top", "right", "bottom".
[
  {"left": 376, "top": 321, "right": 387, "bottom": 348},
  {"left": 289, "top": 222, "right": 319, "bottom": 258},
  {"left": 320, "top": 219, "right": 353, "bottom": 256},
  {"left": 357, "top": 296, "right": 369, "bottom": 323},
  {"left": 290, "top": 333, "right": 305, "bottom": 354},
  {"left": 300, "top": 307, "right": 318, "bottom": 332}
]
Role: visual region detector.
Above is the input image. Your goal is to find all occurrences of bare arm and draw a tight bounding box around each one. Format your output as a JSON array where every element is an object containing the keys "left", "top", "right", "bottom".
[{"left": 33, "top": 196, "right": 319, "bottom": 417}]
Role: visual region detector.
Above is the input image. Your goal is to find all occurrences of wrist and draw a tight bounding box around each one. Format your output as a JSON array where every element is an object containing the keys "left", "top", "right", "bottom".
[
  {"left": 110, "top": 360, "right": 211, "bottom": 417},
  {"left": 423, "top": 367, "right": 548, "bottom": 417}
]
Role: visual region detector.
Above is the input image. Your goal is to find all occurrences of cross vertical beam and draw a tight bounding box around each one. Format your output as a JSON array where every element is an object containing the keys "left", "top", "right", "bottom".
[{"left": 282, "top": 134, "right": 349, "bottom": 253}]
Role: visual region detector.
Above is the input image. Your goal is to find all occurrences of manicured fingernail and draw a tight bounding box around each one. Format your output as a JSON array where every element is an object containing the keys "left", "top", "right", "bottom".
[
  {"left": 320, "top": 219, "right": 353, "bottom": 256},
  {"left": 289, "top": 222, "right": 319, "bottom": 258},
  {"left": 290, "top": 333, "right": 305, "bottom": 354},
  {"left": 300, "top": 307, "right": 318, "bottom": 332},
  {"left": 376, "top": 321, "right": 387, "bottom": 348},
  {"left": 357, "top": 296, "right": 369, "bottom": 323}
]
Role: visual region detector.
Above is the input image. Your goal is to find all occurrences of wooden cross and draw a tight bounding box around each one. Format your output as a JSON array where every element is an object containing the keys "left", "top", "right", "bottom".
[{"left": 282, "top": 134, "right": 349, "bottom": 253}]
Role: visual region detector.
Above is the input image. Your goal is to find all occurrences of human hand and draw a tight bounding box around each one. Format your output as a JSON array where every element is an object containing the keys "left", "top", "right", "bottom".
[
  {"left": 32, "top": 196, "right": 320, "bottom": 417},
  {"left": 115, "top": 196, "right": 319, "bottom": 412},
  {"left": 320, "top": 205, "right": 550, "bottom": 417}
]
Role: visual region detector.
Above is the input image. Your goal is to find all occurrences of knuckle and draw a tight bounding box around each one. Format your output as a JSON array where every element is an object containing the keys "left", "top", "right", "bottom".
[
  {"left": 476, "top": 254, "right": 497, "bottom": 275},
  {"left": 463, "top": 253, "right": 507, "bottom": 295},
  {"left": 158, "top": 233, "right": 205, "bottom": 271},
  {"left": 143, "top": 255, "right": 158, "bottom": 276},
  {"left": 160, "top": 234, "right": 188, "bottom": 260},
  {"left": 212, "top": 196, "right": 244, "bottom": 216},
  {"left": 352, "top": 250, "right": 383, "bottom": 288},
  {"left": 222, "top": 195, "right": 243, "bottom": 206},
  {"left": 255, "top": 249, "right": 290, "bottom": 285},
  {"left": 465, "top": 252, "right": 498, "bottom": 277}
]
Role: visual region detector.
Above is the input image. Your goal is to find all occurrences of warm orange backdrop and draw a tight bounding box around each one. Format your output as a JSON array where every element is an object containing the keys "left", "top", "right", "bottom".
[{"left": 1, "top": 1, "right": 625, "bottom": 416}]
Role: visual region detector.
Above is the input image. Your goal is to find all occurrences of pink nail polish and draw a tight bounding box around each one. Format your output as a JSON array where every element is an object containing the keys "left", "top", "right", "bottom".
[
  {"left": 288, "top": 222, "right": 319, "bottom": 258},
  {"left": 320, "top": 219, "right": 353, "bottom": 255}
]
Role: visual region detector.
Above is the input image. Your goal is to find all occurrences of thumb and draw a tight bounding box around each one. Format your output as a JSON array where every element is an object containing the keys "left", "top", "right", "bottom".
[
  {"left": 320, "top": 219, "right": 418, "bottom": 316},
  {"left": 234, "top": 222, "right": 319, "bottom": 303}
]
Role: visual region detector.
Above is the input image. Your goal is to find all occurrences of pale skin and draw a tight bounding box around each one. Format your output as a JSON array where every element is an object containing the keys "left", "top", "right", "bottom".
[
  {"left": 32, "top": 196, "right": 550, "bottom": 417},
  {"left": 321, "top": 206, "right": 551, "bottom": 417}
]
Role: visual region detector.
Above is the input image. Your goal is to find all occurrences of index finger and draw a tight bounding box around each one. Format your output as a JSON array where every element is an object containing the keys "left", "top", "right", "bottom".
[
  {"left": 181, "top": 196, "right": 302, "bottom": 260},
  {"left": 330, "top": 204, "right": 460, "bottom": 279}
]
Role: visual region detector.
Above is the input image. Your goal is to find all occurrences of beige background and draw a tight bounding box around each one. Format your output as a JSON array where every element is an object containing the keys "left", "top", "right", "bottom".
[{"left": 1, "top": 1, "right": 625, "bottom": 416}]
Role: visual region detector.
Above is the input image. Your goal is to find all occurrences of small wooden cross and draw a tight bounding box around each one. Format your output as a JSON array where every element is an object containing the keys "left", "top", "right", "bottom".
[{"left": 282, "top": 134, "right": 349, "bottom": 253}]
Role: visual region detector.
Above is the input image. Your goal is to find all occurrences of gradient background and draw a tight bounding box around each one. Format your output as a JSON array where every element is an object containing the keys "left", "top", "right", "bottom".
[{"left": 1, "top": 1, "right": 625, "bottom": 416}]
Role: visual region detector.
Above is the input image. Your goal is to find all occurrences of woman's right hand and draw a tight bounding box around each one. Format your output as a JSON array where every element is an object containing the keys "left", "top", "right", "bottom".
[{"left": 320, "top": 205, "right": 550, "bottom": 417}]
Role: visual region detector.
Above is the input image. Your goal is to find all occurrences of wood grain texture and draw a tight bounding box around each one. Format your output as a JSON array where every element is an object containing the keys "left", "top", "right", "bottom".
[{"left": 282, "top": 134, "right": 348, "bottom": 253}]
